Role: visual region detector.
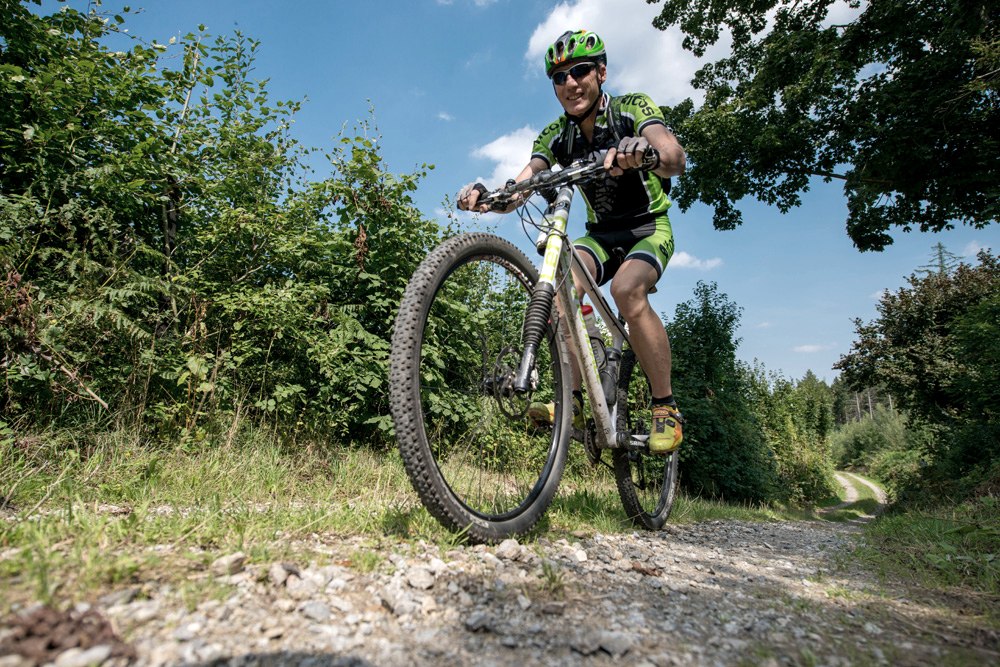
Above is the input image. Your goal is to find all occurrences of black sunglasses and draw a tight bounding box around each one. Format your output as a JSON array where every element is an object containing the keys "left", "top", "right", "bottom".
[{"left": 551, "top": 62, "right": 597, "bottom": 86}]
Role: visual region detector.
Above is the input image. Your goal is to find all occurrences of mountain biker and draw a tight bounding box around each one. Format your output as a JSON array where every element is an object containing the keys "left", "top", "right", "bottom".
[{"left": 457, "top": 29, "right": 685, "bottom": 454}]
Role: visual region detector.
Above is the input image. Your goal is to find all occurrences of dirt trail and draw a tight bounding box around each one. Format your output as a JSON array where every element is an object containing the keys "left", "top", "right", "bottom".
[
  {"left": 3, "top": 512, "right": 998, "bottom": 666},
  {"left": 827, "top": 471, "right": 889, "bottom": 518}
]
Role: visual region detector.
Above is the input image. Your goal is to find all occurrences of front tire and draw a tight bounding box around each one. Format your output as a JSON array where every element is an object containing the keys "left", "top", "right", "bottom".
[{"left": 389, "top": 233, "right": 572, "bottom": 543}]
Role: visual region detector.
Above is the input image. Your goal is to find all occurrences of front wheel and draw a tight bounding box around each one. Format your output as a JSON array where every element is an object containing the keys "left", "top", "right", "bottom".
[
  {"left": 390, "top": 233, "right": 572, "bottom": 543},
  {"left": 612, "top": 349, "right": 679, "bottom": 530}
]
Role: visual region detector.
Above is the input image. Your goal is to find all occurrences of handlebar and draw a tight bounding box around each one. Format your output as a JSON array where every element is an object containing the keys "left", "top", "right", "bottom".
[{"left": 476, "top": 146, "right": 660, "bottom": 212}]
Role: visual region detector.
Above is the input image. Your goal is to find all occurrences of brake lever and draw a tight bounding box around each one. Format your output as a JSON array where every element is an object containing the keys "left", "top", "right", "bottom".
[{"left": 641, "top": 146, "right": 661, "bottom": 171}]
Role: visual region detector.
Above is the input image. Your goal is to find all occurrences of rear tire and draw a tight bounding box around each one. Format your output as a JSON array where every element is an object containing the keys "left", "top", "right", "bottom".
[
  {"left": 612, "top": 349, "right": 679, "bottom": 530},
  {"left": 389, "top": 233, "right": 572, "bottom": 543}
]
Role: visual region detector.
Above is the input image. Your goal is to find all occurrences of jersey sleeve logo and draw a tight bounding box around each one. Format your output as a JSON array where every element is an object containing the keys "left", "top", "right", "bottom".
[{"left": 617, "top": 93, "right": 660, "bottom": 122}]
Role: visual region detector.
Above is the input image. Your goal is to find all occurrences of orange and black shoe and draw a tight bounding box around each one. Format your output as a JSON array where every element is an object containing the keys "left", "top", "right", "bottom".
[{"left": 648, "top": 404, "right": 683, "bottom": 454}]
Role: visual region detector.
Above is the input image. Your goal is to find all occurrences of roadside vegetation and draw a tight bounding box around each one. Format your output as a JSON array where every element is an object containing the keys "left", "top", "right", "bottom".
[
  {"left": 1, "top": 0, "right": 996, "bottom": 620},
  {"left": 1, "top": 424, "right": 815, "bottom": 608}
]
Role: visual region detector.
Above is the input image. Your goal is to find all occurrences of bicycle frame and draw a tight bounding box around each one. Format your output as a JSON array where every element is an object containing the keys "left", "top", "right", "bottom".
[
  {"left": 515, "top": 182, "right": 645, "bottom": 452},
  {"left": 390, "top": 153, "right": 679, "bottom": 541}
]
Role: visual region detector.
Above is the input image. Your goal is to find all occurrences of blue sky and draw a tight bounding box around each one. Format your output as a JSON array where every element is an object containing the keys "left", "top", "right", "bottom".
[{"left": 51, "top": 0, "right": 998, "bottom": 383}]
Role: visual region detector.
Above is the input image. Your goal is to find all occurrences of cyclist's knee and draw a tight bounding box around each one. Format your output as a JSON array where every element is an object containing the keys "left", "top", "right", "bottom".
[
  {"left": 613, "top": 259, "right": 656, "bottom": 295},
  {"left": 611, "top": 279, "right": 651, "bottom": 320}
]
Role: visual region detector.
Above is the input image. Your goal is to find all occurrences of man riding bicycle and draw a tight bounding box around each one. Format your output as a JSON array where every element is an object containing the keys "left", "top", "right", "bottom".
[{"left": 458, "top": 29, "right": 686, "bottom": 454}]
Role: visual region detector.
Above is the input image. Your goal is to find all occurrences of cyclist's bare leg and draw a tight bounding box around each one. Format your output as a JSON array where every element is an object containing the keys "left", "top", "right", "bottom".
[{"left": 610, "top": 259, "right": 673, "bottom": 399}]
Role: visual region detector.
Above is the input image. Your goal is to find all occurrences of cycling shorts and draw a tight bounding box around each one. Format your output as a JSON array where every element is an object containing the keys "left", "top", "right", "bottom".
[{"left": 573, "top": 214, "right": 675, "bottom": 286}]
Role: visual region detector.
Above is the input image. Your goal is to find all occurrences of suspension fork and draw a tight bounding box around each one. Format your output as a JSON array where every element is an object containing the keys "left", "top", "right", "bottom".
[{"left": 514, "top": 186, "right": 573, "bottom": 393}]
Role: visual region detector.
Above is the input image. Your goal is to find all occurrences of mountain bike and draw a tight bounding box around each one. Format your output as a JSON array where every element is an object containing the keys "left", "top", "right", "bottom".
[{"left": 389, "top": 151, "right": 679, "bottom": 543}]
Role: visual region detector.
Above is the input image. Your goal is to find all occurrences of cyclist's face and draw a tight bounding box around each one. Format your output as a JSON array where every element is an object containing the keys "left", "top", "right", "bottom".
[{"left": 552, "top": 61, "right": 605, "bottom": 116}]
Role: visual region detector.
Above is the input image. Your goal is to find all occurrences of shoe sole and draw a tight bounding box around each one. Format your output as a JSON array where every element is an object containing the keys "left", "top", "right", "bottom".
[{"left": 648, "top": 442, "right": 681, "bottom": 455}]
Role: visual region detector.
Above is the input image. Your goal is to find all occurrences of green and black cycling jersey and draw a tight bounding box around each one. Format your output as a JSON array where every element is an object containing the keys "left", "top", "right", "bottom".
[{"left": 531, "top": 92, "right": 671, "bottom": 231}]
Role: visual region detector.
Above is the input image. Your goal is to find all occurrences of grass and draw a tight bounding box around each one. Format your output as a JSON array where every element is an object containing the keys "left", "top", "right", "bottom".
[
  {"left": 0, "top": 425, "right": 884, "bottom": 611},
  {"left": 821, "top": 498, "right": 884, "bottom": 523},
  {"left": 855, "top": 496, "right": 1000, "bottom": 607},
  {"left": 0, "top": 425, "right": 457, "bottom": 608}
]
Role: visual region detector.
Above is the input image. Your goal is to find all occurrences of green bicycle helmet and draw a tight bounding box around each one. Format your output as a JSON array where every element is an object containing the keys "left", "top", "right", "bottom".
[{"left": 544, "top": 29, "right": 607, "bottom": 78}]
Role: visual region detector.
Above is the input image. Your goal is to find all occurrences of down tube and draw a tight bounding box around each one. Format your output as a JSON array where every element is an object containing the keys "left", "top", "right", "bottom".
[{"left": 539, "top": 205, "right": 616, "bottom": 449}]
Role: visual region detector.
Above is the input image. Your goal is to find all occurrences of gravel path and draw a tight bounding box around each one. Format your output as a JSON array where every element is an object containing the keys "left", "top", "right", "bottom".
[
  {"left": 833, "top": 474, "right": 861, "bottom": 504},
  {"left": 827, "top": 473, "right": 888, "bottom": 517},
  {"left": 3, "top": 518, "right": 997, "bottom": 666},
  {"left": 839, "top": 473, "right": 889, "bottom": 506}
]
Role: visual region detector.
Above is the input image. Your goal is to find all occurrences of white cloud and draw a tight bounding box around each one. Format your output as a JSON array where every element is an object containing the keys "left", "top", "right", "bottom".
[
  {"left": 471, "top": 125, "right": 538, "bottom": 187},
  {"left": 668, "top": 251, "right": 723, "bottom": 271},
  {"left": 438, "top": 112, "right": 455, "bottom": 121},
  {"left": 794, "top": 343, "right": 837, "bottom": 354},
  {"left": 824, "top": 0, "right": 868, "bottom": 27},
  {"left": 755, "top": 321, "right": 773, "bottom": 329},
  {"left": 524, "top": 0, "right": 731, "bottom": 105},
  {"left": 870, "top": 288, "right": 888, "bottom": 300},
  {"left": 963, "top": 241, "right": 988, "bottom": 257}
]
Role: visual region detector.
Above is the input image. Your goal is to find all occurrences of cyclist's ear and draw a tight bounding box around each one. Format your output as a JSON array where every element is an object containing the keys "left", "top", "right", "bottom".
[{"left": 597, "top": 62, "right": 607, "bottom": 84}]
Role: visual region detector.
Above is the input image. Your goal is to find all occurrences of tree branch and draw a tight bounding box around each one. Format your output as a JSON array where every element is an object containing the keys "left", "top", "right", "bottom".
[
  {"left": 809, "top": 170, "right": 895, "bottom": 186},
  {"left": 36, "top": 350, "right": 109, "bottom": 410}
]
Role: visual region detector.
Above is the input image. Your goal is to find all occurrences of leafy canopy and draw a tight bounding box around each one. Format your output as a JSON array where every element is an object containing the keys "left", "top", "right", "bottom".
[{"left": 650, "top": 0, "right": 999, "bottom": 250}]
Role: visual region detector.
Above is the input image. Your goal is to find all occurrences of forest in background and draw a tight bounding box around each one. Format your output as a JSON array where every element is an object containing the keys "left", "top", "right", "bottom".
[{"left": 2, "top": 1, "right": 997, "bottom": 509}]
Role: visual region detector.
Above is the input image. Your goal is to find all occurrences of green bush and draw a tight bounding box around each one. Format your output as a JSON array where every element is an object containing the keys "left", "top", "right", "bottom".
[
  {"left": 829, "top": 407, "right": 909, "bottom": 469},
  {"left": 837, "top": 251, "right": 1000, "bottom": 502},
  {"left": 744, "top": 367, "right": 837, "bottom": 505},
  {"left": 0, "top": 4, "right": 444, "bottom": 445}
]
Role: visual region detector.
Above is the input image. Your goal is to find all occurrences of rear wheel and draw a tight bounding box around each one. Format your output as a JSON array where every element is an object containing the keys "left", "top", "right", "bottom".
[
  {"left": 389, "top": 233, "right": 572, "bottom": 543},
  {"left": 612, "top": 349, "right": 679, "bottom": 530}
]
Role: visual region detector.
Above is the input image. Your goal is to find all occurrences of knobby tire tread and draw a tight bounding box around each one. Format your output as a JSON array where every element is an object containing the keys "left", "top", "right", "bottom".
[{"left": 389, "top": 233, "right": 571, "bottom": 543}]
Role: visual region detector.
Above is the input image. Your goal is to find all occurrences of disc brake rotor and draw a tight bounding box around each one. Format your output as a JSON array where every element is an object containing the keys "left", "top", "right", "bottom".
[{"left": 491, "top": 346, "right": 534, "bottom": 419}]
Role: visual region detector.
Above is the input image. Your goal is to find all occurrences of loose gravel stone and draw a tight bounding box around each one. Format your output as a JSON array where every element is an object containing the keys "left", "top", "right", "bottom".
[
  {"left": 406, "top": 567, "right": 435, "bottom": 591},
  {"left": 52, "top": 644, "right": 113, "bottom": 667},
  {"left": 210, "top": 552, "right": 246, "bottom": 577},
  {"left": 2, "top": 517, "right": 995, "bottom": 666},
  {"left": 300, "top": 601, "right": 331, "bottom": 623}
]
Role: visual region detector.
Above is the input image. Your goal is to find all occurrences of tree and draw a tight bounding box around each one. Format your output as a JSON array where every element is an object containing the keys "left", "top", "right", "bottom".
[
  {"left": 792, "top": 370, "right": 835, "bottom": 441},
  {"left": 835, "top": 250, "right": 999, "bottom": 491},
  {"left": 667, "top": 281, "right": 779, "bottom": 502},
  {"left": 0, "top": 2, "right": 443, "bottom": 445},
  {"left": 650, "top": 0, "right": 999, "bottom": 251},
  {"left": 917, "top": 242, "right": 961, "bottom": 277},
  {"left": 836, "top": 250, "right": 998, "bottom": 420}
]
